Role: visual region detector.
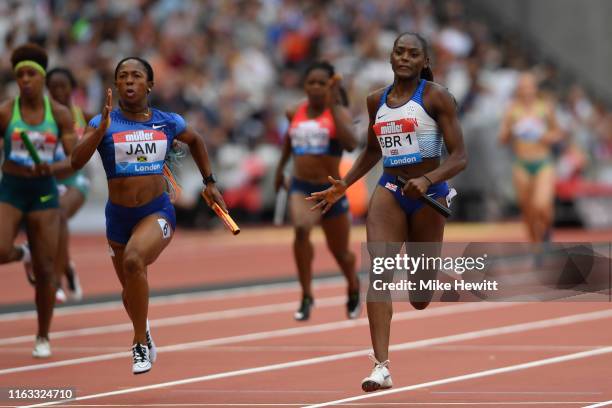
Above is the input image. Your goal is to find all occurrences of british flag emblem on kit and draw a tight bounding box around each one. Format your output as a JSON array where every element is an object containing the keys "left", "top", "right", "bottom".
[{"left": 384, "top": 182, "right": 398, "bottom": 192}]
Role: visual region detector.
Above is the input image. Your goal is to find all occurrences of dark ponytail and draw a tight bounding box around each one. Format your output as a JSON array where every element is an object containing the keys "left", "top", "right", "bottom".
[
  {"left": 420, "top": 66, "right": 434, "bottom": 81},
  {"left": 338, "top": 86, "right": 349, "bottom": 107}
]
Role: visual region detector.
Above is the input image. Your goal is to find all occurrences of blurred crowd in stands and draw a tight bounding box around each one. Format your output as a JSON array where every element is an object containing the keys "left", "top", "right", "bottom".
[{"left": 0, "top": 0, "right": 610, "bottom": 225}]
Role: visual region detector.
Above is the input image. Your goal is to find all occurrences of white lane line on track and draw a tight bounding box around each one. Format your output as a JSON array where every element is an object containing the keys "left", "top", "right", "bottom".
[
  {"left": 1, "top": 344, "right": 604, "bottom": 355},
  {"left": 0, "top": 278, "right": 345, "bottom": 322},
  {"left": 433, "top": 391, "right": 602, "bottom": 395},
  {"left": 583, "top": 401, "right": 612, "bottom": 408},
  {"left": 304, "top": 346, "right": 612, "bottom": 408},
  {"left": 0, "top": 302, "right": 509, "bottom": 376},
  {"left": 21, "top": 308, "right": 612, "bottom": 408},
  {"left": 0, "top": 403, "right": 600, "bottom": 407},
  {"left": 0, "top": 295, "right": 348, "bottom": 346}
]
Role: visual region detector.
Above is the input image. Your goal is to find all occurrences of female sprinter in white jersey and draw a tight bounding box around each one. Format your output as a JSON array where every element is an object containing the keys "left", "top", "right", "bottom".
[
  {"left": 71, "top": 57, "right": 226, "bottom": 374},
  {"left": 274, "top": 61, "right": 360, "bottom": 321},
  {"left": 309, "top": 33, "right": 467, "bottom": 392},
  {"left": 499, "top": 72, "right": 560, "bottom": 243}
]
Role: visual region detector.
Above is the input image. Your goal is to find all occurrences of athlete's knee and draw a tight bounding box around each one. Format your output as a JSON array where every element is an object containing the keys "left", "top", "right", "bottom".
[
  {"left": 367, "top": 286, "right": 392, "bottom": 303},
  {"left": 294, "top": 226, "right": 311, "bottom": 242},
  {"left": 123, "top": 250, "right": 145, "bottom": 276},
  {"left": 121, "top": 290, "right": 130, "bottom": 306},
  {"left": 533, "top": 202, "right": 552, "bottom": 219},
  {"left": 61, "top": 211, "right": 73, "bottom": 227},
  {"left": 366, "top": 300, "right": 393, "bottom": 317},
  {"left": 0, "top": 245, "right": 12, "bottom": 263},
  {"left": 332, "top": 249, "right": 355, "bottom": 266},
  {"left": 34, "top": 264, "right": 55, "bottom": 287},
  {"left": 410, "top": 300, "right": 431, "bottom": 310}
]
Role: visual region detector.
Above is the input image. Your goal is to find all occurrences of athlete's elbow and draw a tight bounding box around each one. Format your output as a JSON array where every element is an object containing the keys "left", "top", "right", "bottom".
[
  {"left": 340, "top": 134, "right": 358, "bottom": 152},
  {"left": 71, "top": 153, "right": 85, "bottom": 171},
  {"left": 456, "top": 152, "right": 468, "bottom": 171},
  {"left": 344, "top": 141, "right": 357, "bottom": 153}
]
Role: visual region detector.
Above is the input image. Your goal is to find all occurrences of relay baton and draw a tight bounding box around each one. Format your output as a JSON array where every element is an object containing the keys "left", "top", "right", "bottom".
[
  {"left": 202, "top": 192, "right": 240, "bottom": 235},
  {"left": 397, "top": 176, "right": 451, "bottom": 218},
  {"left": 420, "top": 194, "right": 451, "bottom": 218},
  {"left": 212, "top": 203, "right": 240, "bottom": 235},
  {"left": 20, "top": 132, "right": 41, "bottom": 164},
  {"left": 273, "top": 186, "right": 288, "bottom": 226}
]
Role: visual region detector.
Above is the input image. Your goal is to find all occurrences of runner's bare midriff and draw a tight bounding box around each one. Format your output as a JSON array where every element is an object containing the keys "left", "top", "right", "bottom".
[
  {"left": 108, "top": 175, "right": 165, "bottom": 207},
  {"left": 293, "top": 154, "right": 342, "bottom": 184},
  {"left": 382, "top": 157, "right": 441, "bottom": 180}
]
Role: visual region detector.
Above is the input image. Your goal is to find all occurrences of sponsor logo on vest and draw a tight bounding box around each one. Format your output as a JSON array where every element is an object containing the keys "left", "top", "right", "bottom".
[
  {"left": 389, "top": 156, "right": 418, "bottom": 166},
  {"left": 39, "top": 194, "right": 55, "bottom": 203},
  {"left": 134, "top": 163, "right": 162, "bottom": 172},
  {"left": 380, "top": 122, "right": 403, "bottom": 135},
  {"left": 125, "top": 130, "right": 154, "bottom": 142}
]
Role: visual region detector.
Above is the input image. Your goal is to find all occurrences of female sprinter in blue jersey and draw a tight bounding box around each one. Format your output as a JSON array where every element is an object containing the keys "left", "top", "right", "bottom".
[
  {"left": 0, "top": 43, "right": 77, "bottom": 358},
  {"left": 309, "top": 33, "right": 467, "bottom": 392},
  {"left": 71, "top": 57, "right": 226, "bottom": 374},
  {"left": 274, "top": 61, "right": 359, "bottom": 321}
]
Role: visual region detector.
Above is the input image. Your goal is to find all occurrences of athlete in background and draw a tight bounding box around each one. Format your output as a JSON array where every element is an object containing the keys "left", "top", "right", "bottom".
[
  {"left": 274, "top": 61, "right": 360, "bottom": 321},
  {"left": 0, "top": 43, "right": 77, "bottom": 358}
]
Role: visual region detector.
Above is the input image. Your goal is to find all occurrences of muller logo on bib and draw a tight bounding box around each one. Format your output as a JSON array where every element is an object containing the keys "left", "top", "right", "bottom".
[
  {"left": 124, "top": 130, "right": 155, "bottom": 142},
  {"left": 113, "top": 129, "right": 168, "bottom": 175},
  {"left": 380, "top": 122, "right": 403, "bottom": 135},
  {"left": 373, "top": 118, "right": 418, "bottom": 136},
  {"left": 373, "top": 117, "right": 423, "bottom": 168}
]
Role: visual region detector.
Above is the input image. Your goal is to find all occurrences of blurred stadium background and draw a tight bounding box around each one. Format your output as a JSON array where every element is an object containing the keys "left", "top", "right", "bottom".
[{"left": 0, "top": 0, "right": 611, "bottom": 231}]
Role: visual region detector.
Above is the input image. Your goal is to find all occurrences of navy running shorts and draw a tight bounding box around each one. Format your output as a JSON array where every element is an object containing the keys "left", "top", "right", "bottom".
[{"left": 105, "top": 192, "right": 176, "bottom": 245}]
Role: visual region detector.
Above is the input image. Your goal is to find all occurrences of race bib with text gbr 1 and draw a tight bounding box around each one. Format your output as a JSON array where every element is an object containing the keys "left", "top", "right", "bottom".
[
  {"left": 113, "top": 129, "right": 168, "bottom": 175},
  {"left": 373, "top": 118, "right": 422, "bottom": 167}
]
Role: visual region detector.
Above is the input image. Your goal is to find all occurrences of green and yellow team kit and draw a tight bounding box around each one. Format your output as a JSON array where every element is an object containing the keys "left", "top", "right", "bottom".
[
  {"left": 0, "top": 95, "right": 61, "bottom": 212},
  {"left": 54, "top": 104, "right": 90, "bottom": 197}
]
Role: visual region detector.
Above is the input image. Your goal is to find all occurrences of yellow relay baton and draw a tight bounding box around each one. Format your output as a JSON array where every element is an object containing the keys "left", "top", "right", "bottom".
[{"left": 200, "top": 191, "right": 240, "bottom": 236}]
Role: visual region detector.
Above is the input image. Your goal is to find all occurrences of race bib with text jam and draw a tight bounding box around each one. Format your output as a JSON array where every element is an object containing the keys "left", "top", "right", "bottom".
[{"left": 113, "top": 129, "right": 168, "bottom": 175}]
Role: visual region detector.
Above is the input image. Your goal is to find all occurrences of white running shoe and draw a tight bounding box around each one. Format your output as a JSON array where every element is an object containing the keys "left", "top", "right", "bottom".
[
  {"left": 361, "top": 354, "right": 393, "bottom": 392},
  {"left": 32, "top": 336, "right": 51, "bottom": 358},
  {"left": 131, "top": 343, "right": 151, "bottom": 374},
  {"left": 21, "top": 243, "right": 34, "bottom": 286},
  {"left": 145, "top": 320, "right": 157, "bottom": 363},
  {"left": 65, "top": 263, "right": 83, "bottom": 301},
  {"left": 55, "top": 288, "right": 67, "bottom": 304}
]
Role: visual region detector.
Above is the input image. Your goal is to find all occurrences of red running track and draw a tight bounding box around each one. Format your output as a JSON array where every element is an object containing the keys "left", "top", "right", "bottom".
[
  {"left": 2, "top": 223, "right": 611, "bottom": 305},
  {"left": 0, "top": 224, "right": 610, "bottom": 407}
]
